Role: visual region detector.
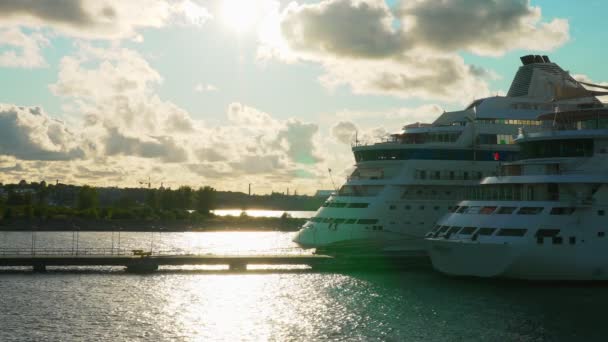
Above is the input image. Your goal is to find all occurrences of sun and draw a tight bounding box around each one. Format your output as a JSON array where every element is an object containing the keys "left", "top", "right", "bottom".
[{"left": 221, "top": 0, "right": 260, "bottom": 33}]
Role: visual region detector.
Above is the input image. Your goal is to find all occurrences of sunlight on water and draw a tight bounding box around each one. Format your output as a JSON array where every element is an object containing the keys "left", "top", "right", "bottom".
[
  {"left": 211, "top": 209, "right": 315, "bottom": 218},
  {"left": 0, "top": 232, "right": 606, "bottom": 340}
]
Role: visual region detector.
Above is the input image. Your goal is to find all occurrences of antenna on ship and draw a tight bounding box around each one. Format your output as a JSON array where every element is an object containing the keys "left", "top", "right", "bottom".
[
  {"left": 328, "top": 168, "right": 338, "bottom": 192},
  {"left": 552, "top": 104, "right": 559, "bottom": 128}
]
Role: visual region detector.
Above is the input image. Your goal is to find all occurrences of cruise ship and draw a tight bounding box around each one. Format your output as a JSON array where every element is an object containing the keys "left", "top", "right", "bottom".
[
  {"left": 427, "top": 106, "right": 608, "bottom": 280},
  {"left": 294, "top": 55, "right": 608, "bottom": 254}
]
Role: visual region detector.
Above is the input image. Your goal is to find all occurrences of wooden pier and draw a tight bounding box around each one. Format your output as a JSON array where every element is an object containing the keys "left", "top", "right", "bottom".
[{"left": 0, "top": 249, "right": 429, "bottom": 273}]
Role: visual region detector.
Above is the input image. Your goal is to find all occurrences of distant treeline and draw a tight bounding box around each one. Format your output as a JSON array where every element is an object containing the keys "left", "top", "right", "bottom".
[
  {"left": 0, "top": 181, "right": 216, "bottom": 222},
  {"left": 0, "top": 181, "right": 327, "bottom": 224}
]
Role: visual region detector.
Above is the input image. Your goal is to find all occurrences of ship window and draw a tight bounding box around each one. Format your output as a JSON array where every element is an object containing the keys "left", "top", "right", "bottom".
[
  {"left": 478, "top": 227, "right": 496, "bottom": 236},
  {"left": 460, "top": 227, "right": 477, "bottom": 235},
  {"left": 479, "top": 206, "right": 497, "bottom": 215},
  {"left": 434, "top": 206, "right": 440, "bottom": 210},
  {"left": 430, "top": 225, "right": 442, "bottom": 233},
  {"left": 535, "top": 229, "right": 560, "bottom": 238},
  {"left": 456, "top": 206, "right": 469, "bottom": 213},
  {"left": 329, "top": 202, "right": 346, "bottom": 208},
  {"left": 311, "top": 217, "right": 323, "bottom": 222},
  {"left": 357, "top": 219, "right": 379, "bottom": 224},
  {"left": 517, "top": 207, "right": 543, "bottom": 215},
  {"left": 497, "top": 228, "right": 527, "bottom": 237},
  {"left": 419, "top": 205, "right": 425, "bottom": 210},
  {"left": 550, "top": 207, "right": 575, "bottom": 215},
  {"left": 347, "top": 203, "right": 369, "bottom": 208},
  {"left": 323, "top": 218, "right": 333, "bottom": 223},
  {"left": 569, "top": 236, "right": 576, "bottom": 245},
  {"left": 553, "top": 236, "right": 563, "bottom": 244},
  {"left": 322, "top": 201, "right": 330, "bottom": 207},
  {"left": 448, "top": 226, "right": 462, "bottom": 234},
  {"left": 465, "top": 206, "right": 481, "bottom": 214},
  {"left": 405, "top": 205, "right": 411, "bottom": 210},
  {"left": 598, "top": 232, "right": 605, "bottom": 237},
  {"left": 497, "top": 207, "right": 516, "bottom": 214},
  {"left": 438, "top": 226, "right": 450, "bottom": 233},
  {"left": 345, "top": 219, "right": 357, "bottom": 224},
  {"left": 447, "top": 206, "right": 456, "bottom": 212},
  {"left": 599, "top": 210, "right": 605, "bottom": 216},
  {"left": 389, "top": 205, "right": 396, "bottom": 210},
  {"left": 333, "top": 218, "right": 345, "bottom": 224}
]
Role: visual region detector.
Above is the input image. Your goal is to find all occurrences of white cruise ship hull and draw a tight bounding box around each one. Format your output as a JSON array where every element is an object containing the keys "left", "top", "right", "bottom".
[
  {"left": 428, "top": 239, "right": 518, "bottom": 278},
  {"left": 430, "top": 238, "right": 608, "bottom": 281}
]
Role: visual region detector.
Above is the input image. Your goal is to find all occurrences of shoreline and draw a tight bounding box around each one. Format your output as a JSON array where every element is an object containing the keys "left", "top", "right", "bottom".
[{"left": 0, "top": 216, "right": 308, "bottom": 232}]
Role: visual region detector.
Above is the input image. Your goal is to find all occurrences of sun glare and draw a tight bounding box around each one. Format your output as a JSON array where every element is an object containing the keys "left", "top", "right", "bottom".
[{"left": 221, "top": 0, "right": 260, "bottom": 33}]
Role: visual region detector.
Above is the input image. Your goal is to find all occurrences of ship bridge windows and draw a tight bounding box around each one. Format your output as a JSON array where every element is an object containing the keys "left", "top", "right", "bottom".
[
  {"left": 479, "top": 206, "right": 497, "bottom": 214},
  {"left": 349, "top": 166, "right": 398, "bottom": 180},
  {"left": 517, "top": 207, "right": 544, "bottom": 215},
  {"left": 447, "top": 226, "right": 462, "bottom": 235},
  {"left": 347, "top": 203, "right": 369, "bottom": 208},
  {"left": 464, "top": 206, "right": 481, "bottom": 214},
  {"left": 354, "top": 149, "right": 518, "bottom": 162},
  {"left": 437, "top": 226, "right": 450, "bottom": 235},
  {"left": 415, "top": 169, "right": 485, "bottom": 181},
  {"left": 456, "top": 206, "right": 469, "bottom": 213},
  {"left": 401, "top": 185, "right": 478, "bottom": 200},
  {"left": 478, "top": 227, "right": 496, "bottom": 236},
  {"left": 475, "top": 118, "right": 542, "bottom": 126},
  {"left": 520, "top": 139, "right": 593, "bottom": 159},
  {"left": 550, "top": 207, "right": 576, "bottom": 215},
  {"left": 338, "top": 185, "right": 384, "bottom": 197},
  {"left": 496, "top": 207, "right": 517, "bottom": 214},
  {"left": 460, "top": 227, "right": 477, "bottom": 235},
  {"left": 497, "top": 228, "right": 527, "bottom": 237},
  {"left": 398, "top": 132, "right": 461, "bottom": 144}
]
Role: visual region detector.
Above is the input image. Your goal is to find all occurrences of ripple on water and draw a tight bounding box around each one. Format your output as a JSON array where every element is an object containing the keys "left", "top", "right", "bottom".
[{"left": 0, "top": 232, "right": 607, "bottom": 341}]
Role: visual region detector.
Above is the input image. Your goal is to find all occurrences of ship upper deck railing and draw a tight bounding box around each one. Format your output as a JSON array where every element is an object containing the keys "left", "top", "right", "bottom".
[{"left": 535, "top": 108, "right": 608, "bottom": 131}]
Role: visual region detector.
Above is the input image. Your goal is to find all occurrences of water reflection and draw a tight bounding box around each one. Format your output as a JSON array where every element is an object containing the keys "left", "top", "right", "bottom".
[
  {"left": 0, "top": 232, "right": 606, "bottom": 340},
  {"left": 211, "top": 209, "right": 315, "bottom": 218}
]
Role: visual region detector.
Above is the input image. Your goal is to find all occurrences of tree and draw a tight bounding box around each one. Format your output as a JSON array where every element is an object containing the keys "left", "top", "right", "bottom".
[
  {"left": 175, "top": 186, "right": 194, "bottom": 209},
  {"left": 195, "top": 186, "right": 216, "bottom": 215},
  {"left": 77, "top": 185, "right": 99, "bottom": 210},
  {"left": 145, "top": 189, "right": 160, "bottom": 210}
]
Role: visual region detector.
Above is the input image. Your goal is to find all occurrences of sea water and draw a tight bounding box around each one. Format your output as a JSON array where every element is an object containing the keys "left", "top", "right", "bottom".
[{"left": 0, "top": 231, "right": 605, "bottom": 341}]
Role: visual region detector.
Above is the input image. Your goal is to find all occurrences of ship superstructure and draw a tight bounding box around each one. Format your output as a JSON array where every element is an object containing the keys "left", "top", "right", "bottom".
[
  {"left": 294, "top": 55, "right": 607, "bottom": 254},
  {"left": 427, "top": 107, "right": 608, "bottom": 280}
]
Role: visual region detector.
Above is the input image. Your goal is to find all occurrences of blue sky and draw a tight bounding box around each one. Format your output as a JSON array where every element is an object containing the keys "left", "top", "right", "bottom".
[{"left": 0, "top": 0, "right": 604, "bottom": 193}]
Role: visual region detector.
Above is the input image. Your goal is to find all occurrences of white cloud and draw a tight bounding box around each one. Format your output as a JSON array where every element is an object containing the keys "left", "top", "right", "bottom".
[
  {"left": 258, "top": 0, "right": 569, "bottom": 103},
  {"left": 0, "top": 104, "right": 85, "bottom": 160},
  {"left": 0, "top": 0, "right": 212, "bottom": 40},
  {"left": 0, "top": 27, "right": 48, "bottom": 68},
  {"left": 400, "top": 0, "right": 569, "bottom": 57}
]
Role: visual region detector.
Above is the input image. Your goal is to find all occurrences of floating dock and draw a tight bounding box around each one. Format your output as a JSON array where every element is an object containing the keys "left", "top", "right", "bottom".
[{"left": 0, "top": 249, "right": 429, "bottom": 272}]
